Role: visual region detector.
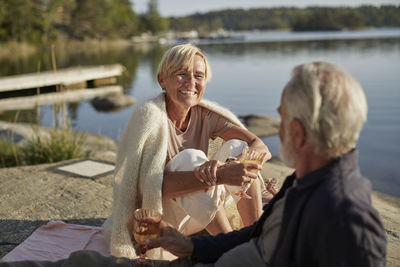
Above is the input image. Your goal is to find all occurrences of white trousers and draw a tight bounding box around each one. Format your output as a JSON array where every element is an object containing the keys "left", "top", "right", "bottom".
[{"left": 162, "top": 139, "right": 264, "bottom": 235}]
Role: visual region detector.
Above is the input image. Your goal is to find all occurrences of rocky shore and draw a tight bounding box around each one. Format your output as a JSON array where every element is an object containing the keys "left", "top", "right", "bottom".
[{"left": 0, "top": 118, "right": 399, "bottom": 265}]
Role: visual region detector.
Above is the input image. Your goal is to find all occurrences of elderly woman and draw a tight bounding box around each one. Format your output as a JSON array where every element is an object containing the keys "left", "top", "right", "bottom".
[{"left": 103, "top": 44, "right": 271, "bottom": 259}]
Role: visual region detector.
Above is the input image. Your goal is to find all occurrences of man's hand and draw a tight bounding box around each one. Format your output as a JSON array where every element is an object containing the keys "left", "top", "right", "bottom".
[{"left": 146, "top": 221, "right": 194, "bottom": 258}]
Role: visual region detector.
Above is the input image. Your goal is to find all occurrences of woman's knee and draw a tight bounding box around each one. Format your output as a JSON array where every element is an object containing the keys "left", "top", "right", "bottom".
[
  {"left": 167, "top": 149, "right": 208, "bottom": 172},
  {"left": 213, "top": 139, "right": 248, "bottom": 161},
  {"left": 223, "top": 139, "right": 247, "bottom": 152}
]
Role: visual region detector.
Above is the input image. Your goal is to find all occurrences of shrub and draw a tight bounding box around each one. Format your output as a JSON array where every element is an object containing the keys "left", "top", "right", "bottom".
[
  {"left": 0, "top": 139, "right": 21, "bottom": 167},
  {"left": 21, "top": 128, "right": 86, "bottom": 165},
  {"left": 0, "top": 128, "right": 86, "bottom": 167}
]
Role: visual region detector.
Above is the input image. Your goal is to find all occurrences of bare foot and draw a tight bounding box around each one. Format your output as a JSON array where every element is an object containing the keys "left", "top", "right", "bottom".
[
  {"left": 266, "top": 178, "right": 278, "bottom": 195},
  {"left": 262, "top": 178, "right": 278, "bottom": 203}
]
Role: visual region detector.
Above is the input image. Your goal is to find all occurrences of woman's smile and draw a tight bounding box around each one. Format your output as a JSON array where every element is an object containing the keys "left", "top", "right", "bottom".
[{"left": 178, "top": 90, "right": 197, "bottom": 96}]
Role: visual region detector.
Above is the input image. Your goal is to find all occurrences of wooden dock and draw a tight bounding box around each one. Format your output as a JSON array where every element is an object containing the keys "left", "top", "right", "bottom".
[
  {"left": 0, "top": 85, "right": 123, "bottom": 112},
  {"left": 0, "top": 64, "right": 124, "bottom": 93},
  {"left": 0, "top": 64, "right": 128, "bottom": 112}
]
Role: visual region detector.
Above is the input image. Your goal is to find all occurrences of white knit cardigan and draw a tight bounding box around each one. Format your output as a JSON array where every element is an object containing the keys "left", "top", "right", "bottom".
[{"left": 102, "top": 93, "right": 245, "bottom": 259}]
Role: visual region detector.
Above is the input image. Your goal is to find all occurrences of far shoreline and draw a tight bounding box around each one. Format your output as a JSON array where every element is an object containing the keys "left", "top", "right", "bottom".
[{"left": 1, "top": 27, "right": 400, "bottom": 61}]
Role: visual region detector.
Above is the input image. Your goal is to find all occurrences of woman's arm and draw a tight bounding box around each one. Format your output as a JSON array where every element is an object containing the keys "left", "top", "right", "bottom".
[
  {"left": 219, "top": 125, "right": 271, "bottom": 162},
  {"left": 162, "top": 127, "right": 270, "bottom": 200},
  {"left": 162, "top": 161, "right": 260, "bottom": 199},
  {"left": 162, "top": 171, "right": 211, "bottom": 199}
]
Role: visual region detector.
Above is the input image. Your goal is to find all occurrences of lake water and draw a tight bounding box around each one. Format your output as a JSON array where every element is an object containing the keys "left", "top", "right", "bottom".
[{"left": 1, "top": 29, "right": 399, "bottom": 197}]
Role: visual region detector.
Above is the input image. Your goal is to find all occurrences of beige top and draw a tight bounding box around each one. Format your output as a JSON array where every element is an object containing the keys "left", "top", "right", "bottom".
[{"left": 166, "top": 105, "right": 234, "bottom": 163}]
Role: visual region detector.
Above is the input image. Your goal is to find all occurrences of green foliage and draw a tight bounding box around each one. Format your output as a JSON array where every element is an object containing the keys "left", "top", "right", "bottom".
[
  {"left": 0, "top": 139, "right": 21, "bottom": 168},
  {"left": 0, "top": 0, "right": 48, "bottom": 43},
  {"left": 0, "top": 128, "right": 86, "bottom": 167},
  {"left": 169, "top": 5, "right": 400, "bottom": 32},
  {"left": 22, "top": 128, "right": 86, "bottom": 165},
  {"left": 0, "top": 2, "right": 399, "bottom": 43},
  {"left": 109, "top": 0, "right": 140, "bottom": 38},
  {"left": 292, "top": 7, "right": 366, "bottom": 31},
  {"left": 0, "top": 0, "right": 140, "bottom": 43},
  {"left": 141, "top": 0, "right": 169, "bottom": 34},
  {"left": 70, "top": 0, "right": 139, "bottom": 39}
]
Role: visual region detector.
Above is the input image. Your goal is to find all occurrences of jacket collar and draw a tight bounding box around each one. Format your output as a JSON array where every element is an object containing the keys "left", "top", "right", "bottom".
[{"left": 295, "top": 148, "right": 359, "bottom": 191}]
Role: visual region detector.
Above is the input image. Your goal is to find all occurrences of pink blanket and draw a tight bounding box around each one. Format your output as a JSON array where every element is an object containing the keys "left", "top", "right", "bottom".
[{"left": 1, "top": 221, "right": 110, "bottom": 262}]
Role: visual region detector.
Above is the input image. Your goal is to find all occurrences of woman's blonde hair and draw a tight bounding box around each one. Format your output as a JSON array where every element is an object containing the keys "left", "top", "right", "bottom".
[{"left": 157, "top": 43, "right": 212, "bottom": 83}]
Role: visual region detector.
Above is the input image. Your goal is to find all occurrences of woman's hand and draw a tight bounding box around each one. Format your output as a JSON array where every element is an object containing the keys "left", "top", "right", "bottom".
[
  {"left": 216, "top": 161, "right": 261, "bottom": 186},
  {"left": 236, "top": 149, "right": 270, "bottom": 165},
  {"left": 194, "top": 160, "right": 222, "bottom": 186}
]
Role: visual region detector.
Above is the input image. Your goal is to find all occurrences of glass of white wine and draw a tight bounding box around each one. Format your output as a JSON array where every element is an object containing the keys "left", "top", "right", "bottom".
[
  {"left": 132, "top": 208, "right": 162, "bottom": 267},
  {"left": 233, "top": 147, "right": 266, "bottom": 199}
]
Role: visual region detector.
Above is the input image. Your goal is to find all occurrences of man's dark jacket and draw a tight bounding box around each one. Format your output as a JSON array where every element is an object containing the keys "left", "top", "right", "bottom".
[{"left": 192, "top": 150, "right": 387, "bottom": 266}]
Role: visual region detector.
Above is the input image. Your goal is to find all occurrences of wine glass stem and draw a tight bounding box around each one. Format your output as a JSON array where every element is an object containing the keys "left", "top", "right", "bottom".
[{"left": 138, "top": 253, "right": 146, "bottom": 264}]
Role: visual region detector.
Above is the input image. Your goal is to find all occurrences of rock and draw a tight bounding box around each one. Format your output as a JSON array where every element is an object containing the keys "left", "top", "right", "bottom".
[
  {"left": 239, "top": 114, "right": 280, "bottom": 137},
  {"left": 81, "top": 132, "right": 117, "bottom": 160},
  {"left": 0, "top": 121, "right": 50, "bottom": 145},
  {"left": 91, "top": 93, "right": 135, "bottom": 112},
  {"left": 0, "top": 124, "right": 398, "bottom": 264},
  {"left": 0, "top": 162, "right": 113, "bottom": 259}
]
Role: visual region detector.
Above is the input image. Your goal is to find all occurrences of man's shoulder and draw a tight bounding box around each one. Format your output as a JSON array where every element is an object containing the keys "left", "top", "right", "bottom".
[
  {"left": 300, "top": 172, "right": 386, "bottom": 250},
  {"left": 305, "top": 171, "right": 376, "bottom": 221},
  {"left": 314, "top": 175, "right": 386, "bottom": 259}
]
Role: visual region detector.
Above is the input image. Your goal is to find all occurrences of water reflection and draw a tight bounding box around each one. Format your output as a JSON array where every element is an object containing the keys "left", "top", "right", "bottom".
[
  {"left": 1, "top": 37, "right": 399, "bottom": 124},
  {"left": 1, "top": 37, "right": 398, "bottom": 89},
  {"left": 0, "top": 32, "right": 399, "bottom": 197},
  {"left": 0, "top": 109, "right": 41, "bottom": 124},
  {"left": 197, "top": 38, "right": 400, "bottom": 57}
]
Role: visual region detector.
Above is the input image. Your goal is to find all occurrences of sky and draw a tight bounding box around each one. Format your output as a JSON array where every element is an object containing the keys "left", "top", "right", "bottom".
[{"left": 132, "top": 0, "right": 400, "bottom": 16}]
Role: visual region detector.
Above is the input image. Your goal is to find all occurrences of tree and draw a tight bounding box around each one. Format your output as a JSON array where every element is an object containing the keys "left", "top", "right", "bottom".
[
  {"left": 339, "top": 9, "right": 365, "bottom": 29},
  {"left": 46, "top": 0, "right": 77, "bottom": 39},
  {"left": 69, "top": 0, "right": 139, "bottom": 39},
  {"left": 0, "top": 0, "right": 47, "bottom": 43},
  {"left": 105, "top": 0, "right": 140, "bottom": 38},
  {"left": 69, "top": 0, "right": 104, "bottom": 39},
  {"left": 142, "top": 0, "right": 169, "bottom": 34}
]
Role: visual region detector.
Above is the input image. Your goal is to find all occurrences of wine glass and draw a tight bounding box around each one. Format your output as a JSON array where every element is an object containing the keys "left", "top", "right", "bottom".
[
  {"left": 233, "top": 147, "right": 266, "bottom": 199},
  {"left": 132, "top": 208, "right": 162, "bottom": 267}
]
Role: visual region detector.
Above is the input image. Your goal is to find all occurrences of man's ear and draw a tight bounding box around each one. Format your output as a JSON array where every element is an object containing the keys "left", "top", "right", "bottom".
[{"left": 290, "top": 118, "right": 307, "bottom": 150}]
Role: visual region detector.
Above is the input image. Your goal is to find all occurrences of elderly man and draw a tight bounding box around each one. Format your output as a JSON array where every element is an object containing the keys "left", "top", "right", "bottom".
[
  {"left": 0, "top": 62, "right": 386, "bottom": 267},
  {"left": 144, "top": 61, "right": 387, "bottom": 266}
]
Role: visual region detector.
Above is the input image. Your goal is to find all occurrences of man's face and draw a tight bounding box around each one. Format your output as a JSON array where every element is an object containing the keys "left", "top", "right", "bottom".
[{"left": 278, "top": 90, "right": 296, "bottom": 168}]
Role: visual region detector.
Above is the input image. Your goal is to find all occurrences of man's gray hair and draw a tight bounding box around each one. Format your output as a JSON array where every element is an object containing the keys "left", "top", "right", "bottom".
[{"left": 283, "top": 61, "right": 367, "bottom": 158}]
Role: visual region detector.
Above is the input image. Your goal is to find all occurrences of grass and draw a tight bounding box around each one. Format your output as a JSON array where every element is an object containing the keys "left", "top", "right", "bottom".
[
  {"left": 0, "top": 139, "right": 21, "bottom": 167},
  {"left": 22, "top": 127, "right": 86, "bottom": 165},
  {"left": 0, "top": 127, "right": 86, "bottom": 168}
]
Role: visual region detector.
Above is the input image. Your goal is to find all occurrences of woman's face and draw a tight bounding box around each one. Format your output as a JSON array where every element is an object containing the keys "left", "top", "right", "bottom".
[{"left": 159, "top": 55, "right": 207, "bottom": 112}]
